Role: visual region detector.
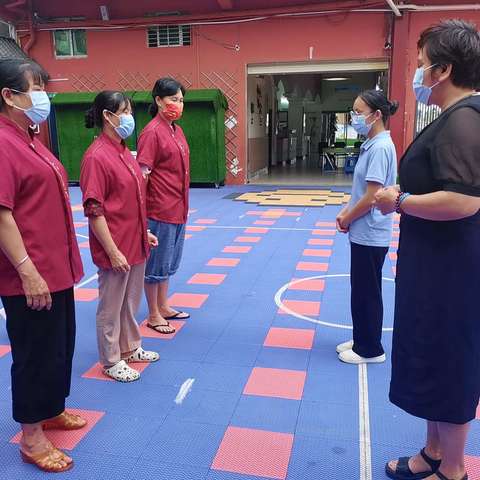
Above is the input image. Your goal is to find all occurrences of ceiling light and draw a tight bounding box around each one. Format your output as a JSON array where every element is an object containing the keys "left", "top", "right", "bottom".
[{"left": 323, "top": 77, "right": 350, "bottom": 81}]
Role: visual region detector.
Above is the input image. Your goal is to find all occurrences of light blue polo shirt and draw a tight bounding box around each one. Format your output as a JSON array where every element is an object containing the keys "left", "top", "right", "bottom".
[{"left": 348, "top": 131, "right": 397, "bottom": 247}]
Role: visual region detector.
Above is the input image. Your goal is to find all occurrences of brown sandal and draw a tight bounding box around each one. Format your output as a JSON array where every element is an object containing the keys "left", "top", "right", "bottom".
[
  {"left": 20, "top": 447, "right": 73, "bottom": 473},
  {"left": 43, "top": 411, "right": 87, "bottom": 430},
  {"left": 147, "top": 322, "right": 176, "bottom": 335}
]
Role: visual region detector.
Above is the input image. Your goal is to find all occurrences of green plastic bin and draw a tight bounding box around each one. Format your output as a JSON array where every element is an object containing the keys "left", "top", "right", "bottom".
[
  {"left": 133, "top": 88, "right": 228, "bottom": 186},
  {"left": 51, "top": 91, "right": 136, "bottom": 181}
]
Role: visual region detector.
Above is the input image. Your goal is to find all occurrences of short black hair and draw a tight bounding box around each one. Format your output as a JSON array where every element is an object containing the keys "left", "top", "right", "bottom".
[
  {"left": 359, "top": 89, "right": 399, "bottom": 121},
  {"left": 85, "top": 90, "right": 132, "bottom": 129},
  {"left": 418, "top": 19, "right": 480, "bottom": 90},
  {"left": 149, "top": 77, "right": 186, "bottom": 117},
  {"left": 0, "top": 58, "right": 49, "bottom": 108}
]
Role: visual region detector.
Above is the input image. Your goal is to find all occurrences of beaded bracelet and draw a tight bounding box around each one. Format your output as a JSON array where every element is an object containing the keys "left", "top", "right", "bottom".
[{"left": 395, "top": 192, "right": 411, "bottom": 214}]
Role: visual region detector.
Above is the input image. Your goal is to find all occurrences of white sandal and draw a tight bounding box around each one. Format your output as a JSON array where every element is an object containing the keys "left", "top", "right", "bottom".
[
  {"left": 103, "top": 360, "right": 140, "bottom": 382},
  {"left": 124, "top": 347, "right": 159, "bottom": 363}
]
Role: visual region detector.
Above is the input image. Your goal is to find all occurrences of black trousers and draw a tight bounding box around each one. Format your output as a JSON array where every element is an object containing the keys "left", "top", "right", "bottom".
[
  {"left": 2, "top": 288, "right": 76, "bottom": 424},
  {"left": 350, "top": 242, "right": 388, "bottom": 358}
]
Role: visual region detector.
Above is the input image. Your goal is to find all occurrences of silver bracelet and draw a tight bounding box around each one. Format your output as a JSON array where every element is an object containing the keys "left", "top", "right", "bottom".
[{"left": 15, "top": 255, "right": 29, "bottom": 270}]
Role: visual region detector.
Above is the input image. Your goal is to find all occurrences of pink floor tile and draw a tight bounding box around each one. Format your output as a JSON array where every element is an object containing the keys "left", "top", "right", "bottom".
[
  {"left": 302, "top": 249, "right": 332, "bottom": 258},
  {"left": 244, "top": 367, "right": 307, "bottom": 400},
  {"left": 296, "top": 261, "right": 329, "bottom": 272},
  {"left": 168, "top": 293, "right": 209, "bottom": 308},
  {"left": 186, "top": 226, "right": 206, "bottom": 232},
  {"left": 390, "top": 241, "right": 399, "bottom": 248},
  {"left": 11, "top": 409, "right": 105, "bottom": 450},
  {"left": 254, "top": 220, "right": 275, "bottom": 225},
  {"left": 82, "top": 362, "right": 149, "bottom": 382},
  {"left": 312, "top": 229, "right": 336, "bottom": 236},
  {"left": 74, "top": 221, "right": 88, "bottom": 228},
  {"left": 315, "top": 221, "right": 336, "bottom": 227},
  {"left": 234, "top": 236, "right": 262, "bottom": 243},
  {"left": 264, "top": 327, "right": 315, "bottom": 350},
  {"left": 466, "top": 456, "right": 480, "bottom": 480},
  {"left": 288, "top": 278, "right": 325, "bottom": 292},
  {"left": 392, "top": 231, "right": 400, "bottom": 237},
  {"left": 208, "top": 257, "right": 240, "bottom": 267},
  {"left": 283, "top": 211, "right": 302, "bottom": 217},
  {"left": 185, "top": 234, "right": 193, "bottom": 239},
  {"left": 139, "top": 319, "right": 185, "bottom": 339},
  {"left": 188, "top": 273, "right": 226, "bottom": 285},
  {"left": 244, "top": 227, "right": 269, "bottom": 234},
  {"left": 389, "top": 252, "right": 398, "bottom": 261},
  {"left": 212, "top": 426, "right": 293, "bottom": 479},
  {"left": 74, "top": 288, "right": 98, "bottom": 302},
  {"left": 195, "top": 219, "right": 217, "bottom": 224},
  {"left": 0, "top": 345, "right": 11, "bottom": 358},
  {"left": 78, "top": 241, "right": 90, "bottom": 249},
  {"left": 222, "top": 246, "right": 252, "bottom": 254},
  {"left": 278, "top": 300, "right": 320, "bottom": 316},
  {"left": 307, "top": 238, "right": 334, "bottom": 246}
]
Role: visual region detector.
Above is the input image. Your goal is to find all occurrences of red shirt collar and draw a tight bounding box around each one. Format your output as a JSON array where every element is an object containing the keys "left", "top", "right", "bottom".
[
  {"left": 98, "top": 131, "right": 127, "bottom": 154},
  {"left": 0, "top": 114, "right": 36, "bottom": 143}
]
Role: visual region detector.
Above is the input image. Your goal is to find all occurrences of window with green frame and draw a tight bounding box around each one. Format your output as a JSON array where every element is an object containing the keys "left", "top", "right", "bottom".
[{"left": 53, "top": 30, "right": 87, "bottom": 58}]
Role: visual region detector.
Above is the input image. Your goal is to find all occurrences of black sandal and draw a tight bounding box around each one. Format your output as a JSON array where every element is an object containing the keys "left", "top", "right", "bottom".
[
  {"left": 435, "top": 471, "right": 468, "bottom": 480},
  {"left": 146, "top": 322, "right": 176, "bottom": 335},
  {"left": 385, "top": 448, "right": 442, "bottom": 480}
]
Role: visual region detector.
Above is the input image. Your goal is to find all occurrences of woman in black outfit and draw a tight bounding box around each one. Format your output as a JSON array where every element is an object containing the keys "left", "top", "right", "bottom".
[{"left": 375, "top": 20, "right": 480, "bottom": 480}]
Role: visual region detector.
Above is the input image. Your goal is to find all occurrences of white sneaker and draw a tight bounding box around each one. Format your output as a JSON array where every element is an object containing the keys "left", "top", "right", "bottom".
[
  {"left": 338, "top": 349, "right": 386, "bottom": 365},
  {"left": 336, "top": 340, "right": 354, "bottom": 353}
]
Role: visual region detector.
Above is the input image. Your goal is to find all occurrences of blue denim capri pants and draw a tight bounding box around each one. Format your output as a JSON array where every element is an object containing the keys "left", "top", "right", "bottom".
[{"left": 145, "top": 219, "right": 186, "bottom": 283}]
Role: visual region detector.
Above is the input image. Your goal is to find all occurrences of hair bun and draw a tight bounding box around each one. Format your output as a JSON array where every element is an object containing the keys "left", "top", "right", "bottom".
[{"left": 389, "top": 100, "right": 399, "bottom": 116}]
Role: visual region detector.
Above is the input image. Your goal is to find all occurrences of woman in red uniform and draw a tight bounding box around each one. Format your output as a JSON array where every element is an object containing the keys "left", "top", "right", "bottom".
[
  {"left": 137, "top": 78, "right": 190, "bottom": 334},
  {"left": 80, "top": 91, "right": 159, "bottom": 382},
  {"left": 0, "top": 59, "right": 86, "bottom": 473}
]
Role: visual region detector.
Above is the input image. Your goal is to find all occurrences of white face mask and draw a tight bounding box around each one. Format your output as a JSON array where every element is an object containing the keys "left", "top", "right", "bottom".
[
  {"left": 11, "top": 89, "right": 51, "bottom": 125},
  {"left": 412, "top": 64, "right": 439, "bottom": 105}
]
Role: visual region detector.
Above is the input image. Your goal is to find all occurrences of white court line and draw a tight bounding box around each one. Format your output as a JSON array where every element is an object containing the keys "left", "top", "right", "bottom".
[
  {"left": 75, "top": 273, "right": 98, "bottom": 289},
  {"left": 76, "top": 233, "right": 89, "bottom": 239},
  {"left": 175, "top": 378, "right": 195, "bottom": 405},
  {"left": 0, "top": 308, "right": 5, "bottom": 320},
  {"left": 274, "top": 274, "right": 395, "bottom": 331},
  {"left": 359, "top": 364, "right": 372, "bottom": 480}
]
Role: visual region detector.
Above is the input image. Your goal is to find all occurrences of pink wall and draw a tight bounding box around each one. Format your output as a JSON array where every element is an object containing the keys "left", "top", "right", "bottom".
[{"left": 27, "top": 12, "right": 388, "bottom": 184}]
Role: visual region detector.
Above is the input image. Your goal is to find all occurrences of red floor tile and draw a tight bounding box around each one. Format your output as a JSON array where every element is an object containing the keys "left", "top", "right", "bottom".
[
  {"left": 185, "top": 234, "right": 193, "bottom": 239},
  {"left": 389, "top": 252, "right": 398, "bottom": 261},
  {"left": 186, "top": 226, "right": 206, "bottom": 232},
  {"left": 312, "top": 229, "right": 336, "bottom": 236},
  {"left": 11, "top": 409, "right": 105, "bottom": 450},
  {"left": 264, "top": 327, "right": 315, "bottom": 350},
  {"left": 82, "top": 362, "right": 149, "bottom": 382},
  {"left": 208, "top": 257, "right": 240, "bottom": 267},
  {"left": 139, "top": 319, "right": 185, "bottom": 339},
  {"left": 315, "top": 221, "right": 336, "bottom": 227},
  {"left": 392, "top": 231, "right": 400, "bottom": 237},
  {"left": 390, "top": 241, "right": 399, "bottom": 248},
  {"left": 222, "top": 246, "right": 252, "bottom": 254},
  {"left": 466, "top": 456, "right": 480, "bottom": 480},
  {"left": 234, "top": 236, "right": 261, "bottom": 243},
  {"left": 283, "top": 211, "right": 302, "bottom": 217},
  {"left": 244, "top": 227, "right": 269, "bottom": 234},
  {"left": 288, "top": 278, "right": 325, "bottom": 292},
  {"left": 78, "top": 241, "right": 90, "bottom": 248},
  {"left": 308, "top": 238, "right": 334, "bottom": 246},
  {"left": 278, "top": 299, "right": 321, "bottom": 316},
  {"left": 476, "top": 402, "right": 480, "bottom": 419},
  {"left": 302, "top": 248, "right": 332, "bottom": 258},
  {"left": 246, "top": 211, "right": 263, "bottom": 216},
  {"left": 169, "top": 293, "right": 209, "bottom": 308},
  {"left": 244, "top": 367, "right": 307, "bottom": 400},
  {"left": 254, "top": 220, "right": 275, "bottom": 225},
  {"left": 74, "top": 288, "right": 98, "bottom": 302},
  {"left": 188, "top": 273, "right": 226, "bottom": 285},
  {"left": 74, "top": 221, "right": 88, "bottom": 228},
  {"left": 296, "top": 261, "right": 329, "bottom": 272},
  {"left": 195, "top": 218, "right": 217, "bottom": 224},
  {"left": 71, "top": 204, "right": 83, "bottom": 212},
  {"left": 0, "top": 345, "right": 11, "bottom": 358},
  {"left": 212, "top": 426, "right": 293, "bottom": 479}
]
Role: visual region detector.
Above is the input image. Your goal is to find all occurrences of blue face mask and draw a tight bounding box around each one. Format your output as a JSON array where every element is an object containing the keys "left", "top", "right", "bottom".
[
  {"left": 413, "top": 65, "right": 439, "bottom": 105},
  {"left": 350, "top": 111, "right": 375, "bottom": 136},
  {"left": 12, "top": 90, "right": 51, "bottom": 125},
  {"left": 106, "top": 111, "right": 135, "bottom": 139}
]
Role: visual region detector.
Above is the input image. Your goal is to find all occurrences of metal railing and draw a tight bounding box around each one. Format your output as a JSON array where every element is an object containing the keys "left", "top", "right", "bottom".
[{"left": 414, "top": 102, "right": 441, "bottom": 136}]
